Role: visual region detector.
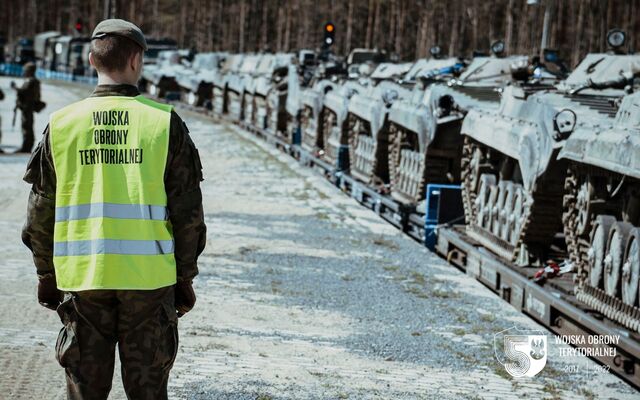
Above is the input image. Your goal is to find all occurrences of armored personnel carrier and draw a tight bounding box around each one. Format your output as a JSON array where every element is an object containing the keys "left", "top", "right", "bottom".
[
  {"left": 296, "top": 59, "right": 346, "bottom": 154},
  {"left": 142, "top": 49, "right": 190, "bottom": 98},
  {"left": 316, "top": 49, "right": 387, "bottom": 166},
  {"left": 460, "top": 32, "right": 637, "bottom": 270},
  {"left": 176, "top": 52, "right": 227, "bottom": 108},
  {"left": 346, "top": 53, "right": 463, "bottom": 188},
  {"left": 254, "top": 53, "right": 296, "bottom": 132},
  {"left": 275, "top": 50, "right": 318, "bottom": 139},
  {"left": 226, "top": 54, "right": 262, "bottom": 122},
  {"left": 387, "top": 42, "right": 527, "bottom": 207},
  {"left": 558, "top": 31, "right": 640, "bottom": 331},
  {"left": 212, "top": 54, "right": 245, "bottom": 116},
  {"left": 242, "top": 54, "right": 276, "bottom": 126}
]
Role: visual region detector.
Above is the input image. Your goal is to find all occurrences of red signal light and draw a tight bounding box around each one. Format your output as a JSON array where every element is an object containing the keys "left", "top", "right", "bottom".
[{"left": 326, "top": 24, "right": 334, "bottom": 33}]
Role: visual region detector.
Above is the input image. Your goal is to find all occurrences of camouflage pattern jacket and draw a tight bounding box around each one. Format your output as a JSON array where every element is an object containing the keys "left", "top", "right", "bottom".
[
  {"left": 22, "top": 84, "right": 206, "bottom": 283},
  {"left": 16, "top": 77, "right": 41, "bottom": 111}
]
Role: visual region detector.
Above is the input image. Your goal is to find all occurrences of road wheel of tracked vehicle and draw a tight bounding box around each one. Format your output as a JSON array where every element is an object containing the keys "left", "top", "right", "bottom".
[
  {"left": 462, "top": 137, "right": 493, "bottom": 224},
  {"left": 588, "top": 215, "right": 617, "bottom": 289},
  {"left": 510, "top": 185, "right": 526, "bottom": 246},
  {"left": 485, "top": 185, "right": 499, "bottom": 231},
  {"left": 500, "top": 182, "right": 516, "bottom": 241},
  {"left": 475, "top": 174, "right": 496, "bottom": 228},
  {"left": 622, "top": 228, "right": 640, "bottom": 306},
  {"left": 491, "top": 181, "right": 509, "bottom": 237},
  {"left": 604, "top": 222, "right": 634, "bottom": 298},
  {"left": 575, "top": 178, "right": 597, "bottom": 236}
]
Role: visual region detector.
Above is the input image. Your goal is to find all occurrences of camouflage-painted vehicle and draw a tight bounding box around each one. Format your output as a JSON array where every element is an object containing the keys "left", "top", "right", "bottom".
[
  {"left": 251, "top": 53, "right": 296, "bottom": 131},
  {"left": 212, "top": 54, "right": 245, "bottom": 116},
  {"left": 226, "top": 54, "right": 262, "bottom": 121},
  {"left": 137, "top": 39, "right": 177, "bottom": 92},
  {"left": 242, "top": 54, "right": 276, "bottom": 126},
  {"left": 346, "top": 57, "right": 465, "bottom": 189},
  {"left": 460, "top": 33, "right": 638, "bottom": 271},
  {"left": 51, "top": 36, "right": 91, "bottom": 76},
  {"left": 315, "top": 49, "right": 387, "bottom": 166},
  {"left": 176, "top": 52, "right": 227, "bottom": 108},
  {"left": 558, "top": 31, "right": 640, "bottom": 331},
  {"left": 34, "top": 31, "right": 60, "bottom": 68},
  {"left": 261, "top": 53, "right": 299, "bottom": 138},
  {"left": 385, "top": 56, "right": 466, "bottom": 203},
  {"left": 386, "top": 43, "right": 528, "bottom": 207},
  {"left": 296, "top": 59, "right": 347, "bottom": 154},
  {"left": 144, "top": 38, "right": 178, "bottom": 65},
  {"left": 142, "top": 49, "right": 189, "bottom": 98}
]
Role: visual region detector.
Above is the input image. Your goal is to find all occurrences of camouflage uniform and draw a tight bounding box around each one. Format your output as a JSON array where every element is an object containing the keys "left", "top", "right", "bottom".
[
  {"left": 15, "top": 72, "right": 41, "bottom": 153},
  {"left": 22, "top": 84, "right": 206, "bottom": 399}
]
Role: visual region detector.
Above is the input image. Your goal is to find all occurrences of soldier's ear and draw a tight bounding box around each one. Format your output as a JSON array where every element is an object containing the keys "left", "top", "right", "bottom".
[
  {"left": 131, "top": 51, "right": 142, "bottom": 72},
  {"left": 88, "top": 52, "right": 96, "bottom": 68}
]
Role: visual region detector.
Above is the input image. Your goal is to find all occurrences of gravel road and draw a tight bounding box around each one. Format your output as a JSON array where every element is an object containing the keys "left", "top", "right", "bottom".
[{"left": 0, "top": 78, "right": 636, "bottom": 399}]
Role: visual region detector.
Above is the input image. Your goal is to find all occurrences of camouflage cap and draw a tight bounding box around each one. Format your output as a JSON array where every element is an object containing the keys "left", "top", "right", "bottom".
[{"left": 91, "top": 19, "right": 148, "bottom": 51}]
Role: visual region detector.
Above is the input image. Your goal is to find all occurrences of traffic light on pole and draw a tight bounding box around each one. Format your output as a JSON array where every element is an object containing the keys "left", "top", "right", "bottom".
[
  {"left": 324, "top": 22, "right": 335, "bottom": 47},
  {"left": 75, "top": 18, "right": 83, "bottom": 33}
]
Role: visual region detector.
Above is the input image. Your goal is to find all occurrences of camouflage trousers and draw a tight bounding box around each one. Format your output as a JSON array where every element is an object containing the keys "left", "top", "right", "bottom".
[
  {"left": 55, "top": 286, "right": 178, "bottom": 400},
  {"left": 20, "top": 110, "right": 34, "bottom": 152}
]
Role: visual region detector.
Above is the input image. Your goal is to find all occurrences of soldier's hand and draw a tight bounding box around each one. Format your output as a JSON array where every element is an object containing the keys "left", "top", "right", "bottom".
[
  {"left": 37, "top": 274, "right": 63, "bottom": 311},
  {"left": 175, "top": 280, "right": 196, "bottom": 317}
]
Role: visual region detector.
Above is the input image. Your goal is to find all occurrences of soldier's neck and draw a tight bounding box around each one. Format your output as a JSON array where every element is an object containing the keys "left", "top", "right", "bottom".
[{"left": 97, "top": 72, "right": 138, "bottom": 87}]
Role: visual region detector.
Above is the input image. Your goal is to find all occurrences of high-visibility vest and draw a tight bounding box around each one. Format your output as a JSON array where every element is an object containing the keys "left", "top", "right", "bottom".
[{"left": 49, "top": 95, "right": 176, "bottom": 291}]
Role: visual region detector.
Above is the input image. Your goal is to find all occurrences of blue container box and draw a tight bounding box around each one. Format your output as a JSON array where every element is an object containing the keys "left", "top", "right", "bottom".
[{"left": 424, "top": 184, "right": 463, "bottom": 250}]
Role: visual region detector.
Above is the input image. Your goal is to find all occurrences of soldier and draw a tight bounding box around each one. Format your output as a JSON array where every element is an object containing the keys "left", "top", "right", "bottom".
[
  {"left": 21, "top": 19, "right": 206, "bottom": 400},
  {"left": 10, "top": 62, "right": 41, "bottom": 153}
]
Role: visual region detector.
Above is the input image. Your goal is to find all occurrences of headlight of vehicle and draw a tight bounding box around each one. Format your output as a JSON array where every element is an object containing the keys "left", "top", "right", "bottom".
[
  {"left": 553, "top": 109, "right": 577, "bottom": 140},
  {"left": 607, "top": 29, "right": 626, "bottom": 49},
  {"left": 491, "top": 40, "right": 505, "bottom": 57}
]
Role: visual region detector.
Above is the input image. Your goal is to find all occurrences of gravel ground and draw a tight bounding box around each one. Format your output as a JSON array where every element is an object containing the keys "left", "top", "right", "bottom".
[{"left": 0, "top": 78, "right": 637, "bottom": 399}]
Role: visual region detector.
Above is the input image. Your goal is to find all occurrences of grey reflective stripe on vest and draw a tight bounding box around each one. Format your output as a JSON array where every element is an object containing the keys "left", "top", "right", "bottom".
[
  {"left": 54, "top": 239, "right": 174, "bottom": 256},
  {"left": 55, "top": 203, "right": 168, "bottom": 222}
]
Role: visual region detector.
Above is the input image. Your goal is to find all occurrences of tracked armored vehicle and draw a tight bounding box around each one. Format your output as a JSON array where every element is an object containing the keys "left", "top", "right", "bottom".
[
  {"left": 254, "top": 53, "right": 296, "bottom": 133},
  {"left": 142, "top": 50, "right": 189, "bottom": 98},
  {"left": 275, "top": 50, "right": 318, "bottom": 140},
  {"left": 177, "top": 52, "right": 227, "bottom": 108},
  {"left": 347, "top": 54, "right": 463, "bottom": 189},
  {"left": 212, "top": 54, "right": 245, "bottom": 116},
  {"left": 387, "top": 43, "right": 528, "bottom": 208},
  {"left": 461, "top": 33, "right": 638, "bottom": 270},
  {"left": 226, "top": 54, "right": 262, "bottom": 122},
  {"left": 296, "top": 59, "right": 346, "bottom": 154},
  {"left": 316, "top": 49, "right": 387, "bottom": 166},
  {"left": 242, "top": 54, "right": 276, "bottom": 126},
  {"left": 558, "top": 32, "right": 640, "bottom": 331}
]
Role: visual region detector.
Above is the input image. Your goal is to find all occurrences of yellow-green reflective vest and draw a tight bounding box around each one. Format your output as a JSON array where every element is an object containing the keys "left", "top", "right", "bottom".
[{"left": 50, "top": 95, "right": 176, "bottom": 291}]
